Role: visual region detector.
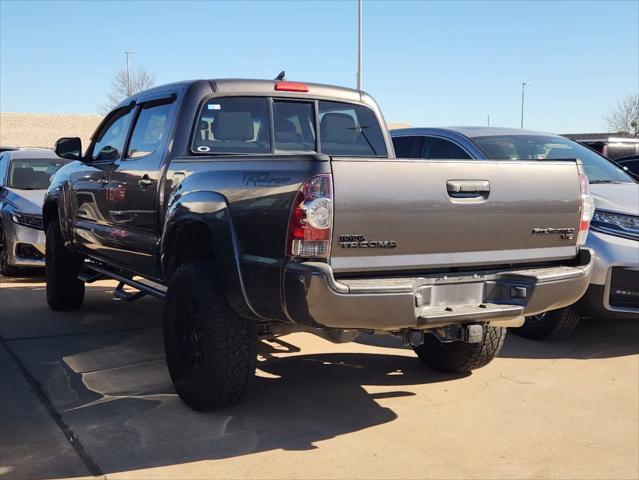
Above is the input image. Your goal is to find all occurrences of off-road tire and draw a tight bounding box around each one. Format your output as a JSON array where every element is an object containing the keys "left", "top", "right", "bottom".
[
  {"left": 45, "top": 220, "right": 85, "bottom": 310},
  {"left": 514, "top": 306, "right": 581, "bottom": 340},
  {"left": 164, "top": 261, "right": 258, "bottom": 411},
  {"left": 413, "top": 326, "right": 507, "bottom": 373},
  {"left": 0, "top": 228, "right": 20, "bottom": 277}
]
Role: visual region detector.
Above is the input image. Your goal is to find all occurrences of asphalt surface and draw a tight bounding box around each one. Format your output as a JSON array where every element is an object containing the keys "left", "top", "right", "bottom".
[{"left": 0, "top": 274, "right": 637, "bottom": 480}]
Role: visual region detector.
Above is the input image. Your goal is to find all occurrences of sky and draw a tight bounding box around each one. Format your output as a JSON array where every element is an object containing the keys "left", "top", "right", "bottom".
[{"left": 1, "top": 0, "right": 637, "bottom": 133}]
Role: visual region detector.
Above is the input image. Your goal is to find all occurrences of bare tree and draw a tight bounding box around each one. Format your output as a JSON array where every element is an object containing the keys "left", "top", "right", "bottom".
[
  {"left": 605, "top": 93, "right": 639, "bottom": 136},
  {"left": 98, "top": 68, "right": 156, "bottom": 114}
]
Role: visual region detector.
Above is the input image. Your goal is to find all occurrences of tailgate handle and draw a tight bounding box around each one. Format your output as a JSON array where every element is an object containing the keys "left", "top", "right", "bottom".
[{"left": 446, "top": 180, "right": 490, "bottom": 197}]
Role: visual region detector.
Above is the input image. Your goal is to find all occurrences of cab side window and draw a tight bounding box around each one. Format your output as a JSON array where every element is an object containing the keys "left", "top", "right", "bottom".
[
  {"left": 91, "top": 108, "right": 134, "bottom": 161},
  {"left": 127, "top": 102, "right": 173, "bottom": 159},
  {"left": 273, "top": 101, "right": 316, "bottom": 152},
  {"left": 392, "top": 136, "right": 423, "bottom": 158},
  {"left": 422, "top": 137, "right": 471, "bottom": 159}
]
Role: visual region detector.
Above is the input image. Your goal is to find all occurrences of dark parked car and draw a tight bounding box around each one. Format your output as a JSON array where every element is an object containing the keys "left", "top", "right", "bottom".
[
  {"left": 615, "top": 154, "right": 639, "bottom": 176},
  {"left": 0, "top": 149, "right": 69, "bottom": 275},
  {"left": 46, "top": 80, "right": 593, "bottom": 410},
  {"left": 392, "top": 127, "right": 638, "bottom": 339},
  {"left": 563, "top": 134, "right": 639, "bottom": 160}
]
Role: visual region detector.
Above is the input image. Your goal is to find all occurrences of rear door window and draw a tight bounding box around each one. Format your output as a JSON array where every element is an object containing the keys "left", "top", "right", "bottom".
[
  {"left": 392, "top": 136, "right": 424, "bottom": 158},
  {"left": 193, "top": 97, "right": 271, "bottom": 154},
  {"left": 422, "top": 137, "right": 471, "bottom": 159},
  {"left": 273, "top": 101, "right": 316, "bottom": 152},
  {"left": 318, "top": 101, "right": 387, "bottom": 156},
  {"left": 127, "top": 102, "right": 174, "bottom": 159}
]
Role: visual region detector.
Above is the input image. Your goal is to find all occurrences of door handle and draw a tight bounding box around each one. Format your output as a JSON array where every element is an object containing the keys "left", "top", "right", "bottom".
[
  {"left": 138, "top": 176, "right": 152, "bottom": 189},
  {"left": 98, "top": 177, "right": 109, "bottom": 187},
  {"left": 446, "top": 180, "right": 490, "bottom": 197}
]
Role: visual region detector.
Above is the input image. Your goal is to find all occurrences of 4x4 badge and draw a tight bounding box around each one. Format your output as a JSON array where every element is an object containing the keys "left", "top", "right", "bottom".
[{"left": 532, "top": 227, "right": 575, "bottom": 240}]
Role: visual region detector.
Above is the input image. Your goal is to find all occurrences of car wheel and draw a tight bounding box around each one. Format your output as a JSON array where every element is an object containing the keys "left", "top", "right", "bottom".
[
  {"left": 413, "top": 326, "right": 506, "bottom": 373},
  {"left": 164, "top": 261, "right": 258, "bottom": 411},
  {"left": 0, "top": 227, "right": 20, "bottom": 277},
  {"left": 45, "top": 220, "right": 85, "bottom": 311},
  {"left": 513, "top": 306, "right": 581, "bottom": 340}
]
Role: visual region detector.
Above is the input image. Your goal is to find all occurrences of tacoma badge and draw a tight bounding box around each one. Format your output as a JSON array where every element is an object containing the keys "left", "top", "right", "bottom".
[{"left": 339, "top": 234, "right": 397, "bottom": 249}]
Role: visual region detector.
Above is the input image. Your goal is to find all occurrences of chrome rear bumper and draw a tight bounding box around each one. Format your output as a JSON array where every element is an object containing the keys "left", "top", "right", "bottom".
[{"left": 283, "top": 249, "right": 593, "bottom": 331}]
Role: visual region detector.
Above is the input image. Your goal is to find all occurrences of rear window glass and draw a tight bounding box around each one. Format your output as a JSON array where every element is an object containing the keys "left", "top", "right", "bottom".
[
  {"left": 319, "top": 101, "right": 387, "bottom": 156},
  {"left": 193, "top": 97, "right": 271, "bottom": 154},
  {"left": 273, "top": 101, "right": 316, "bottom": 151},
  {"left": 192, "top": 97, "right": 387, "bottom": 157}
]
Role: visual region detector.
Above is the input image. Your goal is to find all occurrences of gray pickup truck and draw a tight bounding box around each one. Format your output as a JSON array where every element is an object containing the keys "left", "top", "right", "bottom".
[{"left": 46, "top": 78, "right": 593, "bottom": 410}]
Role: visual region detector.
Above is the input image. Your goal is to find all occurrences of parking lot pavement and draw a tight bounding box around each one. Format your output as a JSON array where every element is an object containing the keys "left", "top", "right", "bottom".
[{"left": 0, "top": 275, "right": 637, "bottom": 480}]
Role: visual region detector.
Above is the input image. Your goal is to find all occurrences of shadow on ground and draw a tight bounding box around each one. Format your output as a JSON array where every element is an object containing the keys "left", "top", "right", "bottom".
[
  {"left": 6, "top": 328, "right": 463, "bottom": 478},
  {"left": 1, "top": 278, "right": 638, "bottom": 479},
  {"left": 0, "top": 271, "right": 46, "bottom": 284},
  {"left": 2, "top": 283, "right": 469, "bottom": 478},
  {"left": 356, "top": 317, "right": 639, "bottom": 360},
  {"left": 500, "top": 316, "right": 639, "bottom": 360}
]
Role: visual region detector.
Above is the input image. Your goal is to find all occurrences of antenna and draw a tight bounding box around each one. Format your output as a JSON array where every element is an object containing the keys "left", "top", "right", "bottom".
[
  {"left": 275, "top": 71, "right": 286, "bottom": 81},
  {"left": 357, "top": 0, "right": 363, "bottom": 91}
]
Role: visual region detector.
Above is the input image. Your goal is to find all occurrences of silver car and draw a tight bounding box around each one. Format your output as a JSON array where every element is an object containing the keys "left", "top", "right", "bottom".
[
  {"left": 391, "top": 127, "right": 638, "bottom": 338},
  {"left": 0, "top": 149, "right": 70, "bottom": 275}
]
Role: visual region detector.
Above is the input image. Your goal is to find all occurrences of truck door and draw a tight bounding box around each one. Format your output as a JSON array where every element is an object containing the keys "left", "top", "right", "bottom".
[
  {"left": 106, "top": 92, "right": 176, "bottom": 278},
  {"left": 72, "top": 105, "right": 135, "bottom": 259}
]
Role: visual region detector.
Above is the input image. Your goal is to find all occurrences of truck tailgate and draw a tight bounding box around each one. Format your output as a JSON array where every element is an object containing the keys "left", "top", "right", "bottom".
[{"left": 330, "top": 158, "right": 582, "bottom": 273}]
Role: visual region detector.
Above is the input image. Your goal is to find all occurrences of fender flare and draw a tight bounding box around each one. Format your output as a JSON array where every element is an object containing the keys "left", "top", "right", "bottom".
[
  {"left": 161, "top": 190, "right": 261, "bottom": 320},
  {"left": 43, "top": 186, "right": 74, "bottom": 248}
]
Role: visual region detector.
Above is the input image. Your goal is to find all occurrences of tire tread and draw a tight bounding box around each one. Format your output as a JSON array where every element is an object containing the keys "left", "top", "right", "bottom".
[
  {"left": 45, "top": 220, "right": 84, "bottom": 311},
  {"left": 414, "top": 326, "right": 506, "bottom": 373},
  {"left": 164, "top": 262, "right": 257, "bottom": 410},
  {"left": 515, "top": 307, "right": 581, "bottom": 340}
]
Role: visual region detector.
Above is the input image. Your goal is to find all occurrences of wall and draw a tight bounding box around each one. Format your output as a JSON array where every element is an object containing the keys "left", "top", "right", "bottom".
[{"left": 0, "top": 112, "right": 102, "bottom": 149}]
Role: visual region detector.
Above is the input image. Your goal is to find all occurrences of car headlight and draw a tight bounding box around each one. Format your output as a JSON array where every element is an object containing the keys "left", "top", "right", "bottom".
[
  {"left": 590, "top": 210, "right": 639, "bottom": 241},
  {"left": 10, "top": 212, "right": 44, "bottom": 230}
]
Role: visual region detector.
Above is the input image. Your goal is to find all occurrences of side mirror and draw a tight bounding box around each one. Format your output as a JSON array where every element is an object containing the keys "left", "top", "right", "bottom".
[{"left": 54, "top": 137, "right": 83, "bottom": 160}]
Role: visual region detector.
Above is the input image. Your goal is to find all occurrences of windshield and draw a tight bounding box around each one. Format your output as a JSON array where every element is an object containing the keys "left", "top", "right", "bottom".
[
  {"left": 7, "top": 158, "right": 70, "bottom": 190},
  {"left": 472, "top": 135, "right": 634, "bottom": 184}
]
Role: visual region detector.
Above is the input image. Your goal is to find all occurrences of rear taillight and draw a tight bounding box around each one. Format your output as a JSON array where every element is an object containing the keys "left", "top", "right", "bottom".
[
  {"left": 287, "top": 174, "right": 333, "bottom": 258},
  {"left": 577, "top": 167, "right": 595, "bottom": 246}
]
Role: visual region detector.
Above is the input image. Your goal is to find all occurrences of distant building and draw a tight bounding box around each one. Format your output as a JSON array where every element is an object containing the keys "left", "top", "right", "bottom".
[{"left": 0, "top": 112, "right": 101, "bottom": 149}]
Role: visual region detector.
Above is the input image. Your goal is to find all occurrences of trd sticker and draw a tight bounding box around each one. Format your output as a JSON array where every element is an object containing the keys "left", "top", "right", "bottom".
[{"left": 243, "top": 172, "right": 291, "bottom": 187}]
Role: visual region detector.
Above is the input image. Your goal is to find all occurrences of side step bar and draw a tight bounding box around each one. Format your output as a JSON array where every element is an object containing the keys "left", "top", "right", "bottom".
[{"left": 80, "top": 263, "right": 167, "bottom": 301}]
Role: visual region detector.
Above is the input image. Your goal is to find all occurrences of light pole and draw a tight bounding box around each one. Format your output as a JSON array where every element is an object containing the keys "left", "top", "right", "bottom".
[
  {"left": 124, "top": 50, "right": 134, "bottom": 96},
  {"left": 520, "top": 82, "right": 531, "bottom": 129},
  {"left": 356, "top": 0, "right": 363, "bottom": 91}
]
